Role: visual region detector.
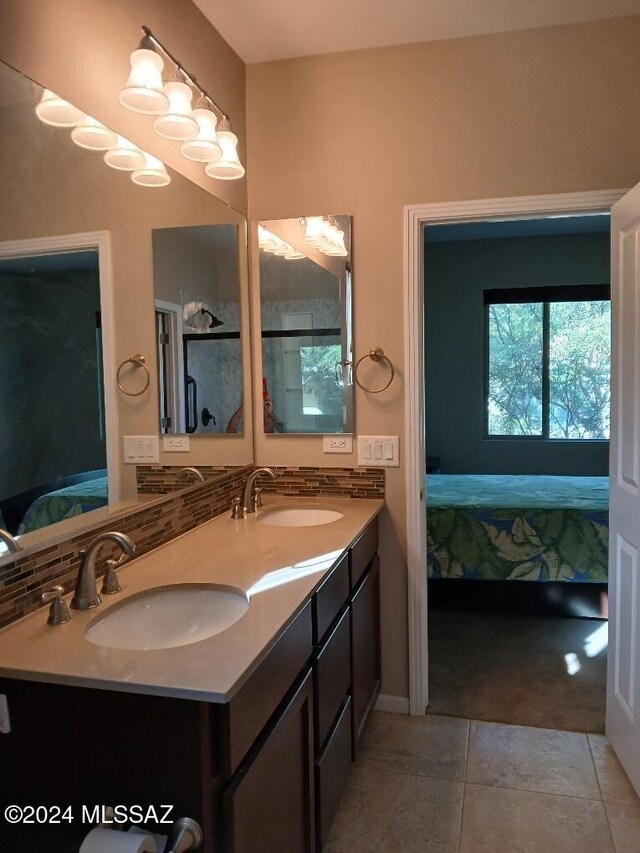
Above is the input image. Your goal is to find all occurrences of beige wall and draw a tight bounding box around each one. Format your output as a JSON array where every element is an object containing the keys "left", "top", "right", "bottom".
[{"left": 247, "top": 16, "right": 640, "bottom": 698}]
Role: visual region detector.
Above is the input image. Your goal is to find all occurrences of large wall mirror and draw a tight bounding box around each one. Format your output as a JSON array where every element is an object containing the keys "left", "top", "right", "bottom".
[
  {"left": 258, "top": 216, "right": 353, "bottom": 434},
  {"left": 0, "top": 58, "right": 251, "bottom": 556}
]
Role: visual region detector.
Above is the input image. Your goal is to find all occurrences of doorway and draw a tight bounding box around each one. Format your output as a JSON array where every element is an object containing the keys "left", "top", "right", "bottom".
[
  {"left": 403, "top": 190, "right": 625, "bottom": 717},
  {"left": 423, "top": 214, "right": 610, "bottom": 731}
]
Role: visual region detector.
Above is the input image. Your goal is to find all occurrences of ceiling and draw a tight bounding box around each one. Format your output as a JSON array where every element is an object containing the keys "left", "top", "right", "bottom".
[{"left": 194, "top": 0, "right": 640, "bottom": 63}]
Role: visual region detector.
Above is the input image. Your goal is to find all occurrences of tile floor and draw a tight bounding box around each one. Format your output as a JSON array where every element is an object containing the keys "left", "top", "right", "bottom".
[{"left": 325, "top": 712, "right": 640, "bottom": 852}]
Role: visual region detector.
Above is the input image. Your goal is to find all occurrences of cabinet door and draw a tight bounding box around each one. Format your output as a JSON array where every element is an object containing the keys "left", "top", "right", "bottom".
[
  {"left": 224, "top": 669, "right": 315, "bottom": 853},
  {"left": 350, "top": 555, "right": 381, "bottom": 756}
]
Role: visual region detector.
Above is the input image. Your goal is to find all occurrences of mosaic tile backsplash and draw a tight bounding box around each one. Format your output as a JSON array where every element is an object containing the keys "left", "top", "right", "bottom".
[
  {"left": 0, "top": 464, "right": 384, "bottom": 631},
  {"left": 261, "top": 466, "right": 385, "bottom": 498}
]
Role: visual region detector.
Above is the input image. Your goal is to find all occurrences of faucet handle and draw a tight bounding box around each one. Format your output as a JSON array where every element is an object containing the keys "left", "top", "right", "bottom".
[
  {"left": 253, "top": 486, "right": 264, "bottom": 511},
  {"left": 41, "top": 585, "right": 71, "bottom": 626},
  {"left": 101, "top": 555, "right": 128, "bottom": 595},
  {"left": 230, "top": 496, "right": 243, "bottom": 520}
]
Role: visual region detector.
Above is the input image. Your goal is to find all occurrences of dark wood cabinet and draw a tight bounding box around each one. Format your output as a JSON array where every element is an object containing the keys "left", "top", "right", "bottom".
[
  {"left": 315, "top": 697, "right": 352, "bottom": 851},
  {"left": 224, "top": 669, "right": 315, "bottom": 853},
  {"left": 0, "top": 515, "right": 381, "bottom": 853},
  {"left": 350, "top": 554, "right": 381, "bottom": 756}
]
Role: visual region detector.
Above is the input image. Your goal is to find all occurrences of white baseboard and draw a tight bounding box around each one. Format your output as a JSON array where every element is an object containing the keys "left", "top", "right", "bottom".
[{"left": 375, "top": 694, "right": 410, "bottom": 714}]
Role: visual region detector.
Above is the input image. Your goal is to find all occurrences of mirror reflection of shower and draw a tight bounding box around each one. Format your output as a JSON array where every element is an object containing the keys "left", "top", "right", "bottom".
[{"left": 152, "top": 224, "right": 244, "bottom": 435}]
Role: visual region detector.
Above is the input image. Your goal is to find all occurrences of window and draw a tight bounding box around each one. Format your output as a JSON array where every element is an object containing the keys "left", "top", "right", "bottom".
[{"left": 485, "top": 285, "right": 611, "bottom": 439}]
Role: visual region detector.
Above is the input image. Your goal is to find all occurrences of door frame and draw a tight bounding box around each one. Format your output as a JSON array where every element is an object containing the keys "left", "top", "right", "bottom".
[
  {"left": 0, "top": 230, "right": 118, "bottom": 499},
  {"left": 403, "top": 189, "right": 626, "bottom": 716}
]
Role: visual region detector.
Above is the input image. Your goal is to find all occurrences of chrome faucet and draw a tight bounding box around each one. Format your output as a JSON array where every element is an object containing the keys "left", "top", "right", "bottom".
[
  {"left": 176, "top": 466, "right": 205, "bottom": 484},
  {"left": 242, "top": 467, "right": 276, "bottom": 516},
  {"left": 71, "top": 532, "right": 136, "bottom": 611},
  {"left": 0, "top": 528, "right": 21, "bottom": 555}
]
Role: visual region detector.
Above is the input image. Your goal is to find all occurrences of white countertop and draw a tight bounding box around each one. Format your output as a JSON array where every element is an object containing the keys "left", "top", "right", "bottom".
[{"left": 0, "top": 496, "right": 383, "bottom": 703}]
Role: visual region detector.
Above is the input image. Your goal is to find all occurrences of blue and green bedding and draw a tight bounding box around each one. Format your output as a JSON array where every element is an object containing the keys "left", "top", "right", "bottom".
[
  {"left": 426, "top": 475, "right": 609, "bottom": 583},
  {"left": 18, "top": 476, "right": 108, "bottom": 534}
]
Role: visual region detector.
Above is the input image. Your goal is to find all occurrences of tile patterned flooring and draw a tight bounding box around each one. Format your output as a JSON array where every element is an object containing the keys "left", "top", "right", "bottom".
[{"left": 325, "top": 713, "right": 640, "bottom": 852}]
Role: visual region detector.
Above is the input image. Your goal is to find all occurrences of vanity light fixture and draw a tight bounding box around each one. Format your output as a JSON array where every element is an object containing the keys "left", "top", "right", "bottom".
[
  {"left": 71, "top": 115, "right": 118, "bottom": 151},
  {"left": 103, "top": 135, "right": 146, "bottom": 171},
  {"left": 35, "top": 89, "right": 85, "bottom": 126},
  {"left": 131, "top": 152, "right": 171, "bottom": 186},
  {"left": 118, "top": 35, "right": 169, "bottom": 115},
  {"left": 119, "top": 26, "right": 245, "bottom": 180}
]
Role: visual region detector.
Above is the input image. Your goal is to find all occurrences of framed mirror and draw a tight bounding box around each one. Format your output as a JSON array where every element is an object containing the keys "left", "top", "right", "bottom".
[
  {"left": 0, "top": 58, "right": 251, "bottom": 556},
  {"left": 258, "top": 216, "right": 353, "bottom": 434}
]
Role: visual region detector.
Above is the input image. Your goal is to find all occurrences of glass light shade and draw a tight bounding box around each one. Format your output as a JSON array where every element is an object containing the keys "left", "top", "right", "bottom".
[
  {"left": 153, "top": 81, "right": 198, "bottom": 140},
  {"left": 258, "top": 226, "right": 278, "bottom": 251},
  {"left": 285, "top": 247, "right": 305, "bottom": 259},
  {"left": 319, "top": 222, "right": 339, "bottom": 254},
  {"left": 332, "top": 230, "right": 349, "bottom": 257},
  {"left": 71, "top": 115, "right": 117, "bottom": 150},
  {"left": 131, "top": 152, "right": 171, "bottom": 187},
  {"left": 205, "top": 129, "right": 245, "bottom": 180},
  {"left": 35, "top": 89, "right": 85, "bottom": 126},
  {"left": 104, "top": 135, "right": 146, "bottom": 171},
  {"left": 180, "top": 107, "right": 222, "bottom": 162},
  {"left": 272, "top": 237, "right": 290, "bottom": 256},
  {"left": 325, "top": 227, "right": 348, "bottom": 257},
  {"left": 119, "top": 48, "right": 168, "bottom": 115},
  {"left": 303, "top": 216, "right": 326, "bottom": 247}
]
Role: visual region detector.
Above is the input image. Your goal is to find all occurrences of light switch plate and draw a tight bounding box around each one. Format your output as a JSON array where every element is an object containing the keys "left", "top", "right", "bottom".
[
  {"left": 124, "top": 435, "right": 159, "bottom": 464},
  {"left": 357, "top": 436, "right": 400, "bottom": 467},
  {"left": 163, "top": 435, "right": 190, "bottom": 452},
  {"left": 322, "top": 435, "right": 353, "bottom": 453}
]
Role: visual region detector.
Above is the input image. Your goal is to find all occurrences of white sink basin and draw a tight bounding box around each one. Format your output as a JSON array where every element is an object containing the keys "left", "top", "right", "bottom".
[
  {"left": 259, "top": 507, "right": 344, "bottom": 527},
  {"left": 85, "top": 584, "right": 249, "bottom": 651}
]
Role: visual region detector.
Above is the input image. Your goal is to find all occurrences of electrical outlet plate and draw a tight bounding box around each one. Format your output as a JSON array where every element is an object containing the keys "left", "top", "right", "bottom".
[
  {"left": 322, "top": 435, "right": 353, "bottom": 454},
  {"left": 163, "top": 436, "right": 190, "bottom": 452},
  {"left": 123, "top": 435, "right": 159, "bottom": 464},
  {"left": 357, "top": 436, "right": 400, "bottom": 467}
]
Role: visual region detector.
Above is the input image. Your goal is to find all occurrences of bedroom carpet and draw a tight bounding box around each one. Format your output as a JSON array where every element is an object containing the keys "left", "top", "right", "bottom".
[{"left": 427, "top": 609, "right": 607, "bottom": 733}]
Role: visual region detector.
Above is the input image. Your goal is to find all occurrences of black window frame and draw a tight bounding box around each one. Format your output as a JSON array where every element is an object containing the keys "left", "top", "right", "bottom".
[{"left": 483, "top": 283, "right": 611, "bottom": 441}]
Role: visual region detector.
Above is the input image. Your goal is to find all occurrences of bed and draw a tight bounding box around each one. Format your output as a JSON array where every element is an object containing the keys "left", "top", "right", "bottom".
[
  {"left": 17, "top": 474, "right": 108, "bottom": 534},
  {"left": 426, "top": 474, "right": 609, "bottom": 583}
]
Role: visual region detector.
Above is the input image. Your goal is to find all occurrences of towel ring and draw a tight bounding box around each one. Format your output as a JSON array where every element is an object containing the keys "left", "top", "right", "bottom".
[
  {"left": 354, "top": 347, "right": 395, "bottom": 394},
  {"left": 117, "top": 353, "right": 151, "bottom": 397}
]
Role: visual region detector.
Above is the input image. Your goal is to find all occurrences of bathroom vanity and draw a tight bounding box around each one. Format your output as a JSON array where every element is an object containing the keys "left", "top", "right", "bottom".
[{"left": 0, "top": 498, "right": 382, "bottom": 852}]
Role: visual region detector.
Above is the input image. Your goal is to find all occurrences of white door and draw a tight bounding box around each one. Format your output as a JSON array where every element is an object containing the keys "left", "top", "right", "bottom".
[{"left": 607, "top": 182, "right": 640, "bottom": 793}]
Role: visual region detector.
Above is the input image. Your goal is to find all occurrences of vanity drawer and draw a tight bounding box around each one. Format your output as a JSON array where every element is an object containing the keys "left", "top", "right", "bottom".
[
  {"left": 315, "top": 696, "right": 352, "bottom": 851},
  {"left": 349, "top": 519, "right": 378, "bottom": 589},
  {"left": 313, "top": 606, "right": 351, "bottom": 749},
  {"left": 221, "top": 601, "right": 313, "bottom": 777},
  {"left": 313, "top": 552, "right": 349, "bottom": 644}
]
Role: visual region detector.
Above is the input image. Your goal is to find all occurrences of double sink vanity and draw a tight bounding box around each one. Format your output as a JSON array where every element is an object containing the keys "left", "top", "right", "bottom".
[
  {"left": 0, "top": 30, "right": 378, "bottom": 853},
  {"left": 0, "top": 491, "right": 383, "bottom": 851}
]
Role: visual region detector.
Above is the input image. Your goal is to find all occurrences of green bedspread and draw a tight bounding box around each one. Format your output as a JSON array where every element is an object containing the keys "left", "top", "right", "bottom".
[
  {"left": 426, "top": 474, "right": 609, "bottom": 583},
  {"left": 18, "top": 476, "right": 108, "bottom": 534}
]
